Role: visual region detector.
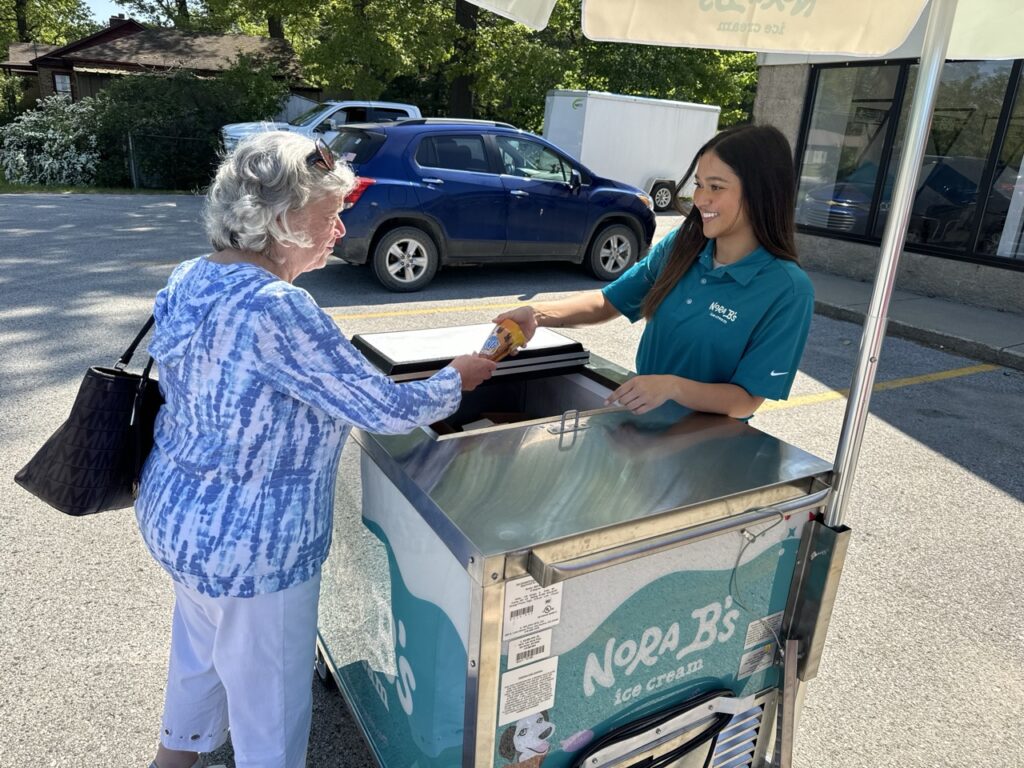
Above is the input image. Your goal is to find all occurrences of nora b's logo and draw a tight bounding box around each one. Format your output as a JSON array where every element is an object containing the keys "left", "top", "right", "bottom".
[
  {"left": 581, "top": 597, "right": 740, "bottom": 696},
  {"left": 708, "top": 301, "right": 738, "bottom": 323}
]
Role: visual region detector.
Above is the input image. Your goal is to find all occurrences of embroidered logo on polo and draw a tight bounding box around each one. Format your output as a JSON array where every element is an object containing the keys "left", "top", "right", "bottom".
[{"left": 708, "top": 301, "right": 738, "bottom": 324}]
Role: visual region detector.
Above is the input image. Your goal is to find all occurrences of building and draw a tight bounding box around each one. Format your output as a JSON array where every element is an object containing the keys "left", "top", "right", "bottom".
[
  {"left": 754, "top": 12, "right": 1024, "bottom": 313},
  {"left": 0, "top": 16, "right": 315, "bottom": 105}
]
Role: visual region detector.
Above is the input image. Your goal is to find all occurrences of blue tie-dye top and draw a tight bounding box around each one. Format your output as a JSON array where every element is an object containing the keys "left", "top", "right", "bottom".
[{"left": 135, "top": 257, "right": 462, "bottom": 598}]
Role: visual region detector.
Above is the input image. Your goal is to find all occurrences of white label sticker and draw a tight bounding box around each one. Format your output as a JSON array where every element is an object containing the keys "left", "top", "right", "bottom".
[
  {"left": 744, "top": 611, "right": 783, "bottom": 649},
  {"left": 738, "top": 643, "right": 776, "bottom": 680},
  {"left": 498, "top": 656, "right": 559, "bottom": 726},
  {"left": 508, "top": 630, "right": 552, "bottom": 670},
  {"left": 502, "top": 576, "right": 563, "bottom": 641}
]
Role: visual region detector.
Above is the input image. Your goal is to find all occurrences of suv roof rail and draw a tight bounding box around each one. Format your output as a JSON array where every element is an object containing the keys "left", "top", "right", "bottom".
[{"left": 397, "top": 117, "right": 517, "bottom": 129}]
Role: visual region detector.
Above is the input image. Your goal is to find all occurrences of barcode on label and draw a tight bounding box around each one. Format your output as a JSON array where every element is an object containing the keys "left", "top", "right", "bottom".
[
  {"left": 510, "top": 606, "right": 534, "bottom": 619},
  {"left": 515, "top": 646, "right": 546, "bottom": 664}
]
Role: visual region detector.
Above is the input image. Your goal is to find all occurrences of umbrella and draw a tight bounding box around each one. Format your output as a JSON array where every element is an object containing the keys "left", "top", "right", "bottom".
[{"left": 466, "top": 0, "right": 1024, "bottom": 526}]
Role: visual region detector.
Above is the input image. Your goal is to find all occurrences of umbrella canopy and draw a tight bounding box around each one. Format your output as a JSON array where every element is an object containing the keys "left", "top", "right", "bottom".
[{"left": 471, "top": 0, "right": 1024, "bottom": 59}]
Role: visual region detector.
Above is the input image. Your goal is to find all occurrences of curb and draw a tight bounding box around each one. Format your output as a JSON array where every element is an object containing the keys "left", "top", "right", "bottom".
[{"left": 813, "top": 301, "right": 1024, "bottom": 374}]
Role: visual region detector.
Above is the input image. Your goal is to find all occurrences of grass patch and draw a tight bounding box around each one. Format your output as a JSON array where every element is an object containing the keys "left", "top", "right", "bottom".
[
  {"left": 0, "top": 180, "right": 191, "bottom": 194},
  {"left": 0, "top": 167, "right": 190, "bottom": 195}
]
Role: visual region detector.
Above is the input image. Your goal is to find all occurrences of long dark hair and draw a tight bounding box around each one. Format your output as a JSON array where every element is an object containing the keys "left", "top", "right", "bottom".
[{"left": 641, "top": 124, "right": 799, "bottom": 320}]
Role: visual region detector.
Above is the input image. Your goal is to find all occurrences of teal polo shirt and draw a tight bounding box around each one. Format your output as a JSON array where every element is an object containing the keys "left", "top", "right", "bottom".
[{"left": 603, "top": 228, "right": 814, "bottom": 408}]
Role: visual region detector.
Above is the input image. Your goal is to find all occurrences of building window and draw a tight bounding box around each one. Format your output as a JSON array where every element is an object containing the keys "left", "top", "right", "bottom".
[
  {"left": 977, "top": 74, "right": 1024, "bottom": 259},
  {"left": 874, "top": 61, "right": 1014, "bottom": 250},
  {"left": 796, "top": 65, "right": 900, "bottom": 237},
  {"left": 53, "top": 73, "right": 72, "bottom": 98},
  {"left": 796, "top": 60, "right": 1024, "bottom": 268}
]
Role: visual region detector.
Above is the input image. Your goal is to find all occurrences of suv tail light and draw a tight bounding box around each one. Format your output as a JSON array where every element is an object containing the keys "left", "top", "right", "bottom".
[{"left": 344, "top": 177, "right": 375, "bottom": 209}]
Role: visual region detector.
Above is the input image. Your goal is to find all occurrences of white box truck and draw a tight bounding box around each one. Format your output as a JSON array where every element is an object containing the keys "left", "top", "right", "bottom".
[{"left": 543, "top": 90, "right": 720, "bottom": 211}]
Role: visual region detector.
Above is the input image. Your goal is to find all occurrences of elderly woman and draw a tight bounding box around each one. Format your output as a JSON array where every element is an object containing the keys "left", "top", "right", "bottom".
[{"left": 137, "top": 132, "right": 495, "bottom": 768}]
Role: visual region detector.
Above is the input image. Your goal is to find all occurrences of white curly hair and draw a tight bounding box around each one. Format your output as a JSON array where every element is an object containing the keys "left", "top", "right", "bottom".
[{"left": 204, "top": 131, "right": 355, "bottom": 262}]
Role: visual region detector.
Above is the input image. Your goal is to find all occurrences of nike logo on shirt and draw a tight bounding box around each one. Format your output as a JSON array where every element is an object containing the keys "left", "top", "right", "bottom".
[{"left": 770, "top": 370, "right": 789, "bottom": 377}]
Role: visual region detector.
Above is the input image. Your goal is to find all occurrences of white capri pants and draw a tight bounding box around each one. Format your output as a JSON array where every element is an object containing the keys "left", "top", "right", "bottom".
[{"left": 159, "top": 572, "right": 322, "bottom": 768}]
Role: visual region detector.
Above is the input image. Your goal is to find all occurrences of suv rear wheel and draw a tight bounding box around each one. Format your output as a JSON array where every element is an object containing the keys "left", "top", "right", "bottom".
[
  {"left": 587, "top": 224, "right": 639, "bottom": 281},
  {"left": 372, "top": 226, "right": 439, "bottom": 292}
]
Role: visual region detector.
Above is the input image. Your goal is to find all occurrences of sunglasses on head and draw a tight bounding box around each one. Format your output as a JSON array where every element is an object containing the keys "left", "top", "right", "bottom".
[{"left": 307, "top": 138, "right": 335, "bottom": 172}]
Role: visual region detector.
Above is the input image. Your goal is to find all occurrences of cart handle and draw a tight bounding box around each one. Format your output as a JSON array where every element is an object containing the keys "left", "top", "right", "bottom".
[{"left": 526, "top": 488, "right": 830, "bottom": 587}]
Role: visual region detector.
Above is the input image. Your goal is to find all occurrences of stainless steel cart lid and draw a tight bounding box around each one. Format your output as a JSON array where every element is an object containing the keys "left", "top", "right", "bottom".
[{"left": 352, "top": 324, "right": 589, "bottom": 380}]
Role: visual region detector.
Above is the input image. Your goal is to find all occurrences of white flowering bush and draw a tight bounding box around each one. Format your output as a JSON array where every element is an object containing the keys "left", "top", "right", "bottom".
[{"left": 0, "top": 95, "right": 100, "bottom": 186}]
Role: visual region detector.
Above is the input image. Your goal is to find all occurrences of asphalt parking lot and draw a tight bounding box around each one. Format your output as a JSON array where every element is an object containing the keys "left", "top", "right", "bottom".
[{"left": 1, "top": 193, "right": 1022, "bottom": 768}]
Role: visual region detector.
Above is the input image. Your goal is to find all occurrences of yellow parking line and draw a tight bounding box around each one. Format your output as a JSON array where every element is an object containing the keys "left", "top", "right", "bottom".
[
  {"left": 330, "top": 301, "right": 526, "bottom": 322},
  {"left": 759, "top": 363, "right": 999, "bottom": 412}
]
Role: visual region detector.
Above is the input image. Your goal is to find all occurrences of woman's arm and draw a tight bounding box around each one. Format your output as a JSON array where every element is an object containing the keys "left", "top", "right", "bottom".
[
  {"left": 607, "top": 375, "right": 765, "bottom": 419},
  {"left": 253, "top": 291, "right": 495, "bottom": 434},
  {"left": 493, "top": 292, "right": 621, "bottom": 341}
]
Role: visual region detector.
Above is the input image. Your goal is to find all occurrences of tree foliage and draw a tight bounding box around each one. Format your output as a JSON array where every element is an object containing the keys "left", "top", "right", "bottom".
[
  {"left": 0, "top": 69, "right": 26, "bottom": 124},
  {"left": 0, "top": 0, "right": 98, "bottom": 50},
  {"left": 107, "top": 0, "right": 756, "bottom": 129},
  {"left": 471, "top": 1, "right": 756, "bottom": 131}
]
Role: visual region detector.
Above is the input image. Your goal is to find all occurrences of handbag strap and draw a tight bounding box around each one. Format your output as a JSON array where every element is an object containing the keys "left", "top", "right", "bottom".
[{"left": 116, "top": 315, "right": 155, "bottom": 369}]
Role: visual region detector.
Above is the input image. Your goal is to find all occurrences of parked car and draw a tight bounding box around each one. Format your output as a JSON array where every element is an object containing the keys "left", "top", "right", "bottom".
[
  {"left": 329, "top": 118, "right": 657, "bottom": 291},
  {"left": 221, "top": 101, "right": 421, "bottom": 152}
]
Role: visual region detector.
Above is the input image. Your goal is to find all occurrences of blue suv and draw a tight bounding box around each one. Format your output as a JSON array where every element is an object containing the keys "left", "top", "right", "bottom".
[{"left": 329, "top": 119, "right": 657, "bottom": 291}]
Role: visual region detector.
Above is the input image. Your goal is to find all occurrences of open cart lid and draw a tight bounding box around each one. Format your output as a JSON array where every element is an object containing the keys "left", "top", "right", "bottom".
[{"left": 353, "top": 324, "right": 589, "bottom": 380}]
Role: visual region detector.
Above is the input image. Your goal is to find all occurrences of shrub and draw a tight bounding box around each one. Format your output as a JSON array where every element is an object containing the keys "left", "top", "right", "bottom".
[
  {"left": 91, "top": 57, "right": 288, "bottom": 190},
  {"left": 0, "top": 71, "right": 28, "bottom": 126},
  {"left": 0, "top": 94, "right": 99, "bottom": 186}
]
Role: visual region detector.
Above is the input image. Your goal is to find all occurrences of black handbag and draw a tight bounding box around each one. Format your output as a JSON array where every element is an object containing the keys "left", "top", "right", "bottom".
[{"left": 14, "top": 316, "right": 165, "bottom": 516}]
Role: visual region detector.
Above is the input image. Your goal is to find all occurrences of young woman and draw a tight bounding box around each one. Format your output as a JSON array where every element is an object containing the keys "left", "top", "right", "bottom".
[{"left": 495, "top": 124, "right": 813, "bottom": 421}]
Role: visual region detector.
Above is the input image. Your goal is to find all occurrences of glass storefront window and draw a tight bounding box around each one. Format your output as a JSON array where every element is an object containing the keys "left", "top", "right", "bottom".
[
  {"left": 873, "top": 61, "right": 1014, "bottom": 250},
  {"left": 977, "top": 77, "right": 1024, "bottom": 260},
  {"left": 796, "top": 65, "right": 900, "bottom": 236}
]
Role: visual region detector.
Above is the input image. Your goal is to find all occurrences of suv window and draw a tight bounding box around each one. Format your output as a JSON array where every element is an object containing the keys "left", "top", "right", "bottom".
[
  {"left": 416, "top": 135, "right": 490, "bottom": 173},
  {"left": 330, "top": 129, "right": 386, "bottom": 164},
  {"left": 497, "top": 136, "right": 570, "bottom": 182}
]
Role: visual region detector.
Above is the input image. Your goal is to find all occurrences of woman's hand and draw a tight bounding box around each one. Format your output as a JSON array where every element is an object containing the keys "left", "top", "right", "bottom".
[
  {"left": 492, "top": 306, "right": 538, "bottom": 342},
  {"left": 449, "top": 354, "right": 498, "bottom": 391},
  {"left": 605, "top": 375, "right": 679, "bottom": 415}
]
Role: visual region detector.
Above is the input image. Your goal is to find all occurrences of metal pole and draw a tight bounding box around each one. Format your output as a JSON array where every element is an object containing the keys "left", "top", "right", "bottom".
[
  {"left": 127, "top": 132, "right": 138, "bottom": 190},
  {"left": 824, "top": 0, "right": 959, "bottom": 528}
]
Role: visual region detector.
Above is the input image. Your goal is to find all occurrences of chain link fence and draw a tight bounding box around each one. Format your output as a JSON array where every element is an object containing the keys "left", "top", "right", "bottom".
[{"left": 126, "top": 132, "right": 221, "bottom": 191}]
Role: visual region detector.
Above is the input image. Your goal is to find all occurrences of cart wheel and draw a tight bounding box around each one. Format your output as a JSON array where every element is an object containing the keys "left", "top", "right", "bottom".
[
  {"left": 651, "top": 182, "right": 675, "bottom": 212},
  {"left": 315, "top": 647, "right": 336, "bottom": 690}
]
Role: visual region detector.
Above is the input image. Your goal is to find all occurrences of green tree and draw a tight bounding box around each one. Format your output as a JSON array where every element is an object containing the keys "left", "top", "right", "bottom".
[
  {"left": 0, "top": 0, "right": 98, "bottom": 50},
  {"left": 472, "top": 0, "right": 757, "bottom": 131},
  {"left": 0, "top": 68, "right": 27, "bottom": 124},
  {"left": 298, "top": 0, "right": 456, "bottom": 99},
  {"left": 98, "top": 0, "right": 757, "bottom": 130}
]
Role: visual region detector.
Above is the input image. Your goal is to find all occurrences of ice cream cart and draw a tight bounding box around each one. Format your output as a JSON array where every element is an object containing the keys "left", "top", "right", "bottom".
[{"left": 316, "top": 325, "right": 848, "bottom": 768}]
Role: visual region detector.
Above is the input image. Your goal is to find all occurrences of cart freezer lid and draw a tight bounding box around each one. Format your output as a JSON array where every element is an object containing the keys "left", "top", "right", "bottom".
[
  {"left": 357, "top": 408, "right": 833, "bottom": 563},
  {"left": 352, "top": 324, "right": 589, "bottom": 380}
]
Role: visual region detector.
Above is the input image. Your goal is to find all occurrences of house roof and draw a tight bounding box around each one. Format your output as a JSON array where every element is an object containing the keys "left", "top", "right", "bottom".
[
  {"left": 1, "top": 42, "right": 60, "bottom": 73},
  {"left": 58, "top": 29, "right": 296, "bottom": 74}
]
